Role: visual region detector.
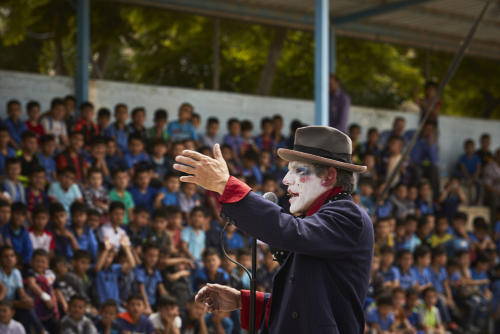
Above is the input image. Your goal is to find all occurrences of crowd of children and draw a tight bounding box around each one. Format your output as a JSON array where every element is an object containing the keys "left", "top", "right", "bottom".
[{"left": 0, "top": 96, "right": 499, "bottom": 334}]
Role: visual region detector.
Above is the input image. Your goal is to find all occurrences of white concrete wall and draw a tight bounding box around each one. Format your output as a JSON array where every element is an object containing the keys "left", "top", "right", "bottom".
[{"left": 1, "top": 69, "right": 500, "bottom": 175}]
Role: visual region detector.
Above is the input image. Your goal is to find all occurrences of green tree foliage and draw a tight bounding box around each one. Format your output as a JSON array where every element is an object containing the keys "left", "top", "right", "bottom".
[{"left": 0, "top": 0, "right": 499, "bottom": 119}]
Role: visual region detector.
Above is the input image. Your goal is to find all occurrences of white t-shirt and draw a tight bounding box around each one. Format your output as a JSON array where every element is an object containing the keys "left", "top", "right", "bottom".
[
  {"left": 149, "top": 313, "right": 182, "bottom": 330},
  {"left": 97, "top": 223, "right": 129, "bottom": 250},
  {"left": 41, "top": 117, "right": 67, "bottom": 144},
  {"left": 29, "top": 230, "right": 54, "bottom": 253},
  {"left": 0, "top": 319, "right": 26, "bottom": 334}
]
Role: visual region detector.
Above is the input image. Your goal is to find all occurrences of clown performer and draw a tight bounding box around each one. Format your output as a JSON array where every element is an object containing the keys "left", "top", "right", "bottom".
[{"left": 173, "top": 126, "right": 374, "bottom": 334}]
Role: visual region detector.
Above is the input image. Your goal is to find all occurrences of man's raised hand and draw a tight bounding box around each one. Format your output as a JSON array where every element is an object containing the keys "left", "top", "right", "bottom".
[
  {"left": 195, "top": 283, "right": 241, "bottom": 313},
  {"left": 173, "top": 143, "right": 230, "bottom": 195}
]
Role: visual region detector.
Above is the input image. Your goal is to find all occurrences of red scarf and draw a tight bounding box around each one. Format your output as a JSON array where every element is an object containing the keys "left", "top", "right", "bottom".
[{"left": 305, "top": 186, "right": 343, "bottom": 216}]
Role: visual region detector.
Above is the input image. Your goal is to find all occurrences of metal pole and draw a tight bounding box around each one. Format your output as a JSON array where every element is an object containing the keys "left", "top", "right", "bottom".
[
  {"left": 379, "top": 0, "right": 491, "bottom": 203},
  {"left": 314, "top": 0, "right": 329, "bottom": 126},
  {"left": 76, "top": 0, "right": 90, "bottom": 108},
  {"left": 249, "top": 238, "right": 257, "bottom": 334}
]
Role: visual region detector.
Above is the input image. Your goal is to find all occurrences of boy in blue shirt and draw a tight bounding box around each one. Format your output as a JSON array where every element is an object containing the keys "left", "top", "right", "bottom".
[
  {"left": 430, "top": 246, "right": 453, "bottom": 325},
  {"left": 1, "top": 202, "right": 33, "bottom": 264},
  {"left": 0, "top": 126, "right": 16, "bottom": 175},
  {"left": 411, "top": 245, "right": 433, "bottom": 293},
  {"left": 37, "top": 134, "right": 57, "bottom": 182},
  {"left": 1, "top": 158, "right": 25, "bottom": 204},
  {"left": 366, "top": 294, "right": 396, "bottom": 333},
  {"left": 122, "top": 134, "right": 150, "bottom": 172},
  {"left": 94, "top": 236, "right": 136, "bottom": 306},
  {"left": 4, "top": 99, "right": 27, "bottom": 149},
  {"left": 128, "top": 165, "right": 163, "bottom": 215},
  {"left": 134, "top": 243, "right": 168, "bottom": 314},
  {"left": 396, "top": 249, "right": 416, "bottom": 290},
  {"left": 180, "top": 206, "right": 207, "bottom": 262},
  {"left": 161, "top": 172, "right": 180, "bottom": 207},
  {"left": 117, "top": 295, "right": 155, "bottom": 334},
  {"left": 458, "top": 139, "right": 482, "bottom": 203},
  {"left": 193, "top": 248, "right": 229, "bottom": 292},
  {"left": 69, "top": 202, "right": 98, "bottom": 261},
  {"left": 48, "top": 167, "right": 83, "bottom": 217},
  {"left": 167, "top": 103, "right": 198, "bottom": 141},
  {"left": 378, "top": 245, "right": 399, "bottom": 289},
  {"left": 93, "top": 299, "right": 123, "bottom": 334},
  {"left": 104, "top": 103, "right": 129, "bottom": 154},
  {"left": 150, "top": 138, "right": 170, "bottom": 180}
]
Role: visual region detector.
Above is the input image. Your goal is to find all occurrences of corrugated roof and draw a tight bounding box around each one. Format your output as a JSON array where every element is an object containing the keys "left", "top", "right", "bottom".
[{"left": 119, "top": 0, "right": 500, "bottom": 59}]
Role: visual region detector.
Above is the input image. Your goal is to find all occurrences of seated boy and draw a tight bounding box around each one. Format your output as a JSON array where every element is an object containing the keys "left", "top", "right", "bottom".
[
  {"left": 149, "top": 295, "right": 181, "bottom": 334},
  {"left": 134, "top": 243, "right": 168, "bottom": 314},
  {"left": 25, "top": 166, "right": 49, "bottom": 214},
  {"left": 69, "top": 202, "right": 98, "bottom": 261},
  {"left": 28, "top": 204, "right": 54, "bottom": 255},
  {"left": 93, "top": 299, "right": 123, "bottom": 334},
  {"left": 2, "top": 202, "right": 33, "bottom": 264},
  {"left": 180, "top": 206, "right": 207, "bottom": 262},
  {"left": 161, "top": 172, "right": 180, "bottom": 207},
  {"left": 192, "top": 248, "right": 229, "bottom": 292},
  {"left": 109, "top": 169, "right": 134, "bottom": 224},
  {"left": 0, "top": 300, "right": 27, "bottom": 334},
  {"left": 418, "top": 287, "right": 445, "bottom": 334},
  {"left": 60, "top": 294, "right": 98, "bottom": 334},
  {"left": 94, "top": 237, "right": 136, "bottom": 306},
  {"left": 117, "top": 295, "right": 155, "bottom": 334},
  {"left": 366, "top": 293, "right": 396, "bottom": 333},
  {"left": 1, "top": 158, "right": 25, "bottom": 204},
  {"left": 97, "top": 201, "right": 129, "bottom": 250},
  {"left": 25, "top": 249, "right": 60, "bottom": 333},
  {"left": 48, "top": 167, "right": 83, "bottom": 217}
]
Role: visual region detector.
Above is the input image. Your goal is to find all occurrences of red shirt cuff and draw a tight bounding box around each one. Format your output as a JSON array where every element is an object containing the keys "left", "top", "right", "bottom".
[
  {"left": 240, "top": 289, "right": 266, "bottom": 330},
  {"left": 218, "top": 176, "right": 251, "bottom": 204}
]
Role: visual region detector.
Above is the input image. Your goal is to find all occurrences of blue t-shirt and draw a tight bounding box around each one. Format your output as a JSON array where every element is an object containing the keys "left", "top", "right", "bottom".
[
  {"left": 122, "top": 152, "right": 150, "bottom": 170},
  {"left": 71, "top": 226, "right": 98, "bottom": 261},
  {"left": 429, "top": 266, "right": 447, "bottom": 294},
  {"left": 224, "top": 231, "right": 245, "bottom": 250},
  {"left": 0, "top": 147, "right": 17, "bottom": 175},
  {"left": 117, "top": 314, "right": 154, "bottom": 334},
  {"left": 2, "top": 224, "right": 33, "bottom": 264},
  {"left": 470, "top": 268, "right": 488, "bottom": 292},
  {"left": 459, "top": 153, "right": 481, "bottom": 175},
  {"left": 4, "top": 117, "right": 27, "bottom": 146},
  {"left": 379, "top": 266, "right": 400, "bottom": 283},
  {"left": 397, "top": 267, "right": 416, "bottom": 290},
  {"left": 181, "top": 226, "right": 206, "bottom": 261},
  {"left": 410, "top": 266, "right": 432, "bottom": 286},
  {"left": 104, "top": 123, "right": 129, "bottom": 154},
  {"left": 134, "top": 266, "right": 163, "bottom": 307},
  {"left": 161, "top": 189, "right": 179, "bottom": 207},
  {"left": 129, "top": 186, "right": 159, "bottom": 214},
  {"left": 193, "top": 268, "right": 229, "bottom": 292},
  {"left": 95, "top": 264, "right": 122, "bottom": 305},
  {"left": 167, "top": 121, "right": 198, "bottom": 141},
  {"left": 36, "top": 153, "right": 56, "bottom": 181},
  {"left": 495, "top": 221, "right": 500, "bottom": 251},
  {"left": 0, "top": 267, "right": 23, "bottom": 300},
  {"left": 366, "top": 308, "right": 395, "bottom": 331}
]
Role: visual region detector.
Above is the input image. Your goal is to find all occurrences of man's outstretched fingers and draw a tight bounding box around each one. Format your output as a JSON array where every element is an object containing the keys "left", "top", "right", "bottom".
[
  {"left": 181, "top": 149, "right": 206, "bottom": 161},
  {"left": 173, "top": 163, "right": 195, "bottom": 175},
  {"left": 213, "top": 143, "right": 224, "bottom": 162},
  {"left": 175, "top": 155, "right": 199, "bottom": 167},
  {"left": 179, "top": 175, "right": 197, "bottom": 183}
]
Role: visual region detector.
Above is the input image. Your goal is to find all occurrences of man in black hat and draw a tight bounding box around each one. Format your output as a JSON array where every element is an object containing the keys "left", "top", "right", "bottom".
[{"left": 173, "top": 126, "right": 374, "bottom": 334}]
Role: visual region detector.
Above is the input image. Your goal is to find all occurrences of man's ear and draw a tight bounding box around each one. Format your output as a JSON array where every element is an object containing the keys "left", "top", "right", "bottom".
[{"left": 321, "top": 167, "right": 337, "bottom": 187}]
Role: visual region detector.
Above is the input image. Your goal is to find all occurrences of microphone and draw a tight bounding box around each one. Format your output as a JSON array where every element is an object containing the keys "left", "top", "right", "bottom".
[{"left": 263, "top": 192, "right": 278, "bottom": 204}]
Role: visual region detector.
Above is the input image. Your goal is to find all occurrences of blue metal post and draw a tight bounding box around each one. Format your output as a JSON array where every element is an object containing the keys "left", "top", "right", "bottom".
[
  {"left": 314, "top": 0, "right": 329, "bottom": 126},
  {"left": 76, "top": 0, "right": 90, "bottom": 107},
  {"left": 330, "top": 24, "right": 336, "bottom": 74}
]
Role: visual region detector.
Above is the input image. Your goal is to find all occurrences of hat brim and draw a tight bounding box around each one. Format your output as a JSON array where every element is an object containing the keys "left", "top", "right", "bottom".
[{"left": 277, "top": 148, "right": 367, "bottom": 173}]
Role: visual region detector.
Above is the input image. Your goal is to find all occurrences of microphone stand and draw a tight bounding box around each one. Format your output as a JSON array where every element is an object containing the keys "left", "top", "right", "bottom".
[{"left": 249, "top": 237, "right": 257, "bottom": 334}]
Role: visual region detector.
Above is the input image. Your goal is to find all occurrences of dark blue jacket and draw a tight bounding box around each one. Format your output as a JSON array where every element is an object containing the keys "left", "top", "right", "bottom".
[{"left": 221, "top": 192, "right": 374, "bottom": 334}]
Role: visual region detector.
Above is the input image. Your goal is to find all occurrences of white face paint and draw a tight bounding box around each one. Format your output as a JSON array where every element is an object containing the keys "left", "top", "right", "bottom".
[{"left": 282, "top": 161, "right": 330, "bottom": 215}]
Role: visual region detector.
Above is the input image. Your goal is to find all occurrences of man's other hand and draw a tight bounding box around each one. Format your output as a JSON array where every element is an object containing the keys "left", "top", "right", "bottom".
[{"left": 195, "top": 283, "right": 241, "bottom": 313}]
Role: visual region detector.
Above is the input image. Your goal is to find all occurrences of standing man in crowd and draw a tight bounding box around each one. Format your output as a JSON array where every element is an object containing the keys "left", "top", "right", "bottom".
[
  {"left": 329, "top": 74, "right": 351, "bottom": 133},
  {"left": 174, "top": 126, "right": 373, "bottom": 334}
]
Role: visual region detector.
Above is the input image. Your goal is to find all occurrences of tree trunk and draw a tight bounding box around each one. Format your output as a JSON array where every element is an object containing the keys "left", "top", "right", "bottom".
[
  {"left": 256, "top": 28, "right": 287, "bottom": 96},
  {"left": 53, "top": 24, "right": 67, "bottom": 76},
  {"left": 91, "top": 45, "right": 112, "bottom": 79}
]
